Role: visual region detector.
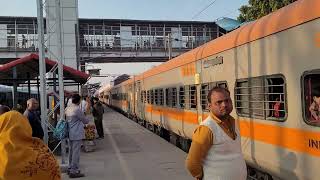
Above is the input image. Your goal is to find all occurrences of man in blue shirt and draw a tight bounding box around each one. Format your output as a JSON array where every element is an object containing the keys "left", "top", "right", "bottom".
[{"left": 65, "top": 94, "right": 89, "bottom": 178}]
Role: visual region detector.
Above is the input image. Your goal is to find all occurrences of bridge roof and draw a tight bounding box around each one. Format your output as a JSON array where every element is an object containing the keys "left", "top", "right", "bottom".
[
  {"left": 0, "top": 53, "right": 89, "bottom": 85},
  {"left": 0, "top": 16, "right": 216, "bottom": 26}
]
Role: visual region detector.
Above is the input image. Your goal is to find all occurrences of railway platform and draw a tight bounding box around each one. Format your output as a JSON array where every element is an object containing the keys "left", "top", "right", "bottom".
[{"left": 60, "top": 107, "right": 193, "bottom": 180}]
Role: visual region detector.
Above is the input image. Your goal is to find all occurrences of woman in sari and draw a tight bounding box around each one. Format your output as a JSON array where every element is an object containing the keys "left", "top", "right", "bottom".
[{"left": 0, "top": 111, "right": 61, "bottom": 180}]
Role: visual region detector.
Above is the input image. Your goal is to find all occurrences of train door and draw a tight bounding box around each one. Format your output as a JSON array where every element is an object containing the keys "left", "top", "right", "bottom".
[
  {"left": 128, "top": 85, "right": 133, "bottom": 115},
  {"left": 135, "top": 81, "right": 141, "bottom": 117}
]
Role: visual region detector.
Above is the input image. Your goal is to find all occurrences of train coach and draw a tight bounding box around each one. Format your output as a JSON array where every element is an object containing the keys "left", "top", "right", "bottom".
[{"left": 104, "top": 0, "right": 320, "bottom": 179}]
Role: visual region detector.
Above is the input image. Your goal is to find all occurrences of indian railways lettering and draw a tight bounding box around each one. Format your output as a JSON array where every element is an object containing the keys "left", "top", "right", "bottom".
[
  {"left": 203, "top": 56, "right": 223, "bottom": 68},
  {"left": 309, "top": 139, "right": 320, "bottom": 150}
]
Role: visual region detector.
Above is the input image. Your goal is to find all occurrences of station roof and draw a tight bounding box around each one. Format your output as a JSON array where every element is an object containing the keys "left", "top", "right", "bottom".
[{"left": 0, "top": 53, "right": 90, "bottom": 85}]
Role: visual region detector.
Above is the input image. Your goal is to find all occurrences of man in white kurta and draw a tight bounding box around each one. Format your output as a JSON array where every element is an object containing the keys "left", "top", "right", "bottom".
[{"left": 186, "top": 87, "right": 247, "bottom": 180}]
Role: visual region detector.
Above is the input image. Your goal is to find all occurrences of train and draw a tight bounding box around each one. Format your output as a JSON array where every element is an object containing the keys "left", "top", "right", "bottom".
[
  {"left": 0, "top": 85, "right": 38, "bottom": 108},
  {"left": 102, "top": 0, "right": 320, "bottom": 179}
]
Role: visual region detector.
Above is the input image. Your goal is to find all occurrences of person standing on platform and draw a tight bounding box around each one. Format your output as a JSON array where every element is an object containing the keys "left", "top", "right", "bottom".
[
  {"left": 80, "top": 96, "right": 87, "bottom": 115},
  {"left": 92, "top": 97, "right": 104, "bottom": 139},
  {"left": 185, "top": 87, "right": 247, "bottom": 180},
  {"left": 23, "top": 98, "right": 44, "bottom": 139},
  {"left": 65, "top": 94, "right": 89, "bottom": 178}
]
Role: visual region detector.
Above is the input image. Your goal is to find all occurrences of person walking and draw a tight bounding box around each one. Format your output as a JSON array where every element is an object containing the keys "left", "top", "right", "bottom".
[
  {"left": 186, "top": 87, "right": 247, "bottom": 180},
  {"left": 65, "top": 94, "right": 89, "bottom": 178},
  {"left": 92, "top": 97, "right": 104, "bottom": 139}
]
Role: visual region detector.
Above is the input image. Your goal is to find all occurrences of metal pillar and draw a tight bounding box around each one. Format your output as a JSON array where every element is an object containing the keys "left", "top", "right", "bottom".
[
  {"left": 37, "top": 0, "right": 49, "bottom": 144},
  {"left": 168, "top": 33, "right": 172, "bottom": 60},
  {"left": 55, "top": 0, "right": 67, "bottom": 165},
  {"left": 27, "top": 72, "right": 31, "bottom": 99}
]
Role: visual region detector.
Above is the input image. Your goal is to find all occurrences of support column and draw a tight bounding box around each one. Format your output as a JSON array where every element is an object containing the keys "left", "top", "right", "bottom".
[
  {"left": 37, "top": 0, "right": 49, "bottom": 144},
  {"left": 12, "top": 67, "right": 17, "bottom": 109},
  {"left": 27, "top": 72, "right": 31, "bottom": 99}
]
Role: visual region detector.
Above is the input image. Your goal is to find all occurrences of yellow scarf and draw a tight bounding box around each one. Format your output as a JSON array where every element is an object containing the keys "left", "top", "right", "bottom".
[{"left": 0, "top": 111, "right": 61, "bottom": 180}]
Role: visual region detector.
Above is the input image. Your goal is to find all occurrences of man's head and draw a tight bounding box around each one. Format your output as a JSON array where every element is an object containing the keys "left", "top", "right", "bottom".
[
  {"left": 0, "top": 105, "right": 10, "bottom": 116},
  {"left": 72, "top": 94, "right": 81, "bottom": 105},
  {"left": 27, "top": 98, "right": 39, "bottom": 111},
  {"left": 207, "top": 87, "right": 233, "bottom": 119}
]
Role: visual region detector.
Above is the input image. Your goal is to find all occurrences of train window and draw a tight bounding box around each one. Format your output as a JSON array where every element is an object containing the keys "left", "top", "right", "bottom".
[
  {"left": 172, "top": 88, "right": 177, "bottom": 107},
  {"left": 140, "top": 91, "right": 144, "bottom": 103},
  {"left": 154, "top": 89, "right": 159, "bottom": 105},
  {"left": 159, "top": 89, "right": 164, "bottom": 106},
  {"left": 189, "top": 85, "right": 197, "bottom": 109},
  {"left": 179, "top": 86, "right": 185, "bottom": 108},
  {"left": 201, "top": 84, "right": 210, "bottom": 111},
  {"left": 151, "top": 90, "right": 154, "bottom": 104},
  {"left": 143, "top": 91, "right": 147, "bottom": 103},
  {"left": 302, "top": 70, "right": 320, "bottom": 126},
  {"left": 235, "top": 75, "right": 286, "bottom": 121},
  {"left": 165, "top": 88, "right": 169, "bottom": 106},
  {"left": 147, "top": 90, "right": 150, "bottom": 104}
]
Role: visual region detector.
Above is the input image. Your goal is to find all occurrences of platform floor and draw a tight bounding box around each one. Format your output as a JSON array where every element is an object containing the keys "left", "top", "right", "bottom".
[{"left": 61, "top": 107, "right": 193, "bottom": 180}]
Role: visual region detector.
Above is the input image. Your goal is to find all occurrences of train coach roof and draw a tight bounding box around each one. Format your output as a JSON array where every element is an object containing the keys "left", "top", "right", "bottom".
[
  {"left": 0, "top": 53, "right": 90, "bottom": 85},
  {"left": 118, "top": 0, "right": 320, "bottom": 86}
]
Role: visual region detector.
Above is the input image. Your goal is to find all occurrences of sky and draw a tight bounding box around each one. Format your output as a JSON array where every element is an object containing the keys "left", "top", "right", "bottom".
[
  {"left": 0, "top": 0, "right": 248, "bottom": 85},
  {"left": 1, "top": 0, "right": 248, "bottom": 21}
]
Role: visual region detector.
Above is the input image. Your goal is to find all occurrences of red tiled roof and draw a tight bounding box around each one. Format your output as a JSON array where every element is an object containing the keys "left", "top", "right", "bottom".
[{"left": 0, "top": 53, "right": 89, "bottom": 84}]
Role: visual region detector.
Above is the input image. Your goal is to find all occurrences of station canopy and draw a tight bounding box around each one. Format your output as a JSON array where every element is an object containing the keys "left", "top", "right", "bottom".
[{"left": 0, "top": 53, "right": 90, "bottom": 85}]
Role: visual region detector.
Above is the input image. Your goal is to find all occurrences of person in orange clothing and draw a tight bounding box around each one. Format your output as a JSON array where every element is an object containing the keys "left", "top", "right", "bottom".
[
  {"left": 185, "top": 87, "right": 247, "bottom": 180},
  {"left": 0, "top": 111, "right": 61, "bottom": 180}
]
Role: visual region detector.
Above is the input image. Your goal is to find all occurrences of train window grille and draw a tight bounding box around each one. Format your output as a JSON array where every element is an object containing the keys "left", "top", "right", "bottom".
[
  {"left": 159, "top": 89, "right": 164, "bottom": 106},
  {"left": 235, "top": 75, "right": 286, "bottom": 121},
  {"left": 150, "top": 90, "right": 154, "bottom": 104},
  {"left": 179, "top": 86, "right": 186, "bottom": 108},
  {"left": 154, "top": 89, "right": 159, "bottom": 105},
  {"left": 189, "top": 85, "right": 197, "bottom": 109},
  {"left": 172, "top": 88, "right": 177, "bottom": 107},
  {"left": 147, "top": 90, "right": 150, "bottom": 104},
  {"left": 140, "top": 91, "right": 144, "bottom": 103},
  {"left": 201, "top": 84, "right": 210, "bottom": 111},
  {"left": 302, "top": 70, "right": 320, "bottom": 126},
  {"left": 143, "top": 91, "right": 147, "bottom": 103},
  {"left": 165, "top": 88, "right": 169, "bottom": 106}
]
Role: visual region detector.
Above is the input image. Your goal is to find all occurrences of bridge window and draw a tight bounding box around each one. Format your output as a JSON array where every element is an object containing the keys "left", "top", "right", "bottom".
[
  {"left": 235, "top": 75, "right": 286, "bottom": 121},
  {"left": 302, "top": 70, "right": 320, "bottom": 126},
  {"left": 179, "top": 86, "right": 186, "bottom": 109}
]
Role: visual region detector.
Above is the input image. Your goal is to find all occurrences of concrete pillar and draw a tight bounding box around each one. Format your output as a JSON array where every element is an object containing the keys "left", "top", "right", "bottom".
[{"left": 46, "top": 0, "right": 79, "bottom": 69}]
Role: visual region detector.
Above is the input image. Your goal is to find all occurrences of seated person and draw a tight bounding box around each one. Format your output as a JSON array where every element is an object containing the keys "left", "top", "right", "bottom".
[{"left": 309, "top": 92, "right": 320, "bottom": 122}]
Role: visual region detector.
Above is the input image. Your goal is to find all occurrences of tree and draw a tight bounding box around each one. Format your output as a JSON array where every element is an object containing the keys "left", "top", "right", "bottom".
[{"left": 237, "top": 0, "right": 297, "bottom": 23}]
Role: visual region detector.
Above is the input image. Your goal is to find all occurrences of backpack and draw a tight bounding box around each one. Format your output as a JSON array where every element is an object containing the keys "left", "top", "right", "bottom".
[{"left": 53, "top": 119, "right": 68, "bottom": 140}]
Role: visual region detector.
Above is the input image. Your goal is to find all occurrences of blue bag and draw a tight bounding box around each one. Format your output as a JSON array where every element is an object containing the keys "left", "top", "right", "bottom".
[{"left": 53, "top": 119, "right": 68, "bottom": 140}]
